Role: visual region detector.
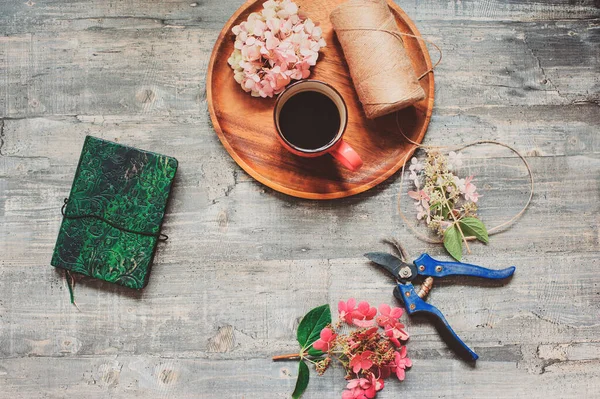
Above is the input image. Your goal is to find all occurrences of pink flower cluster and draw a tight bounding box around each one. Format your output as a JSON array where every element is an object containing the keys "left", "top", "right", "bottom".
[
  {"left": 312, "top": 299, "right": 411, "bottom": 399},
  {"left": 337, "top": 299, "right": 409, "bottom": 345},
  {"left": 227, "top": 0, "right": 326, "bottom": 98},
  {"left": 458, "top": 175, "right": 480, "bottom": 203}
]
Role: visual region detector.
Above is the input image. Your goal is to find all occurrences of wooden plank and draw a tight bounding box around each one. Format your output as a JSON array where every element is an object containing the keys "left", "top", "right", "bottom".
[
  {"left": 1, "top": 251, "right": 599, "bottom": 358},
  {"left": 0, "top": 152, "right": 598, "bottom": 262},
  {"left": 0, "top": 0, "right": 598, "bottom": 37},
  {"left": 0, "top": 29, "right": 215, "bottom": 118},
  {"left": 0, "top": 21, "right": 598, "bottom": 118},
  {"left": 0, "top": 115, "right": 597, "bottom": 263},
  {"left": 1, "top": 354, "right": 599, "bottom": 398}
]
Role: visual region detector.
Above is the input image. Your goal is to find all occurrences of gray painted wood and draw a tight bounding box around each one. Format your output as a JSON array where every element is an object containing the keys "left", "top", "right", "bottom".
[{"left": 0, "top": 0, "right": 599, "bottom": 397}]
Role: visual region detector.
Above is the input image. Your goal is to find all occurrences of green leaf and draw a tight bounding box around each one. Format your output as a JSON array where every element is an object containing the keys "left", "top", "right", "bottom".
[
  {"left": 296, "top": 304, "right": 331, "bottom": 350},
  {"left": 291, "top": 361, "right": 309, "bottom": 399},
  {"left": 459, "top": 217, "right": 489, "bottom": 244},
  {"left": 444, "top": 225, "right": 463, "bottom": 261},
  {"left": 306, "top": 346, "right": 323, "bottom": 357}
]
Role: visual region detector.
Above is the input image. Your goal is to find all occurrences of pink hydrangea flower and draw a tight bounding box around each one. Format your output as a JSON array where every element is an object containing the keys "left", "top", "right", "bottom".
[
  {"left": 351, "top": 301, "right": 377, "bottom": 327},
  {"left": 288, "top": 60, "right": 311, "bottom": 79},
  {"left": 409, "top": 189, "right": 431, "bottom": 222},
  {"left": 342, "top": 387, "right": 371, "bottom": 399},
  {"left": 342, "top": 378, "right": 376, "bottom": 399},
  {"left": 368, "top": 374, "right": 384, "bottom": 392},
  {"left": 349, "top": 351, "right": 374, "bottom": 373},
  {"left": 376, "top": 304, "right": 404, "bottom": 327},
  {"left": 384, "top": 321, "right": 409, "bottom": 341},
  {"left": 391, "top": 346, "right": 412, "bottom": 381},
  {"left": 279, "top": 300, "right": 412, "bottom": 398},
  {"left": 312, "top": 327, "right": 337, "bottom": 352},
  {"left": 463, "top": 175, "right": 480, "bottom": 203},
  {"left": 408, "top": 189, "right": 430, "bottom": 203},
  {"left": 228, "top": 0, "right": 326, "bottom": 97},
  {"left": 338, "top": 298, "right": 357, "bottom": 324},
  {"left": 389, "top": 336, "right": 401, "bottom": 347}
]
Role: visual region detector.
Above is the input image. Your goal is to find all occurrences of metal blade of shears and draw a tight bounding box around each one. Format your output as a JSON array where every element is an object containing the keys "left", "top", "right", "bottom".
[{"left": 364, "top": 252, "right": 416, "bottom": 282}]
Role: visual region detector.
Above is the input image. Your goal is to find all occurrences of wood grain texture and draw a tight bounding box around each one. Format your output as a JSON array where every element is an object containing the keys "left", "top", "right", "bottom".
[
  {"left": 207, "top": 0, "right": 434, "bottom": 199},
  {"left": 0, "top": 0, "right": 599, "bottom": 398}
]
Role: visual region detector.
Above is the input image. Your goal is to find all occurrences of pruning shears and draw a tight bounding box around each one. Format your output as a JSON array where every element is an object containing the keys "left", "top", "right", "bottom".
[{"left": 365, "top": 245, "right": 515, "bottom": 361}]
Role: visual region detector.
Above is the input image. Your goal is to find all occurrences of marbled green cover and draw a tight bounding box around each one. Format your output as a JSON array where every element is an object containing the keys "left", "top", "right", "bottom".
[{"left": 51, "top": 136, "right": 178, "bottom": 289}]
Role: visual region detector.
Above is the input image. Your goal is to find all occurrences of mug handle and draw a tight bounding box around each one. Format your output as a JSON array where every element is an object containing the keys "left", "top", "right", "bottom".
[{"left": 330, "top": 140, "right": 363, "bottom": 171}]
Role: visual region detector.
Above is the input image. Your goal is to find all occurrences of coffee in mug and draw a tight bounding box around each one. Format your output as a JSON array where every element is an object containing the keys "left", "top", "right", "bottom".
[{"left": 274, "top": 80, "right": 363, "bottom": 171}]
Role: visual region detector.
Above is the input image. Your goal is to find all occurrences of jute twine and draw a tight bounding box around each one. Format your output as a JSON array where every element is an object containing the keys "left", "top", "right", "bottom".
[{"left": 330, "top": 0, "right": 429, "bottom": 119}]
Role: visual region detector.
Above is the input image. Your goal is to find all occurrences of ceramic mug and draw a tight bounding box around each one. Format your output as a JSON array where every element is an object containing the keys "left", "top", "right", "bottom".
[{"left": 273, "top": 80, "right": 363, "bottom": 171}]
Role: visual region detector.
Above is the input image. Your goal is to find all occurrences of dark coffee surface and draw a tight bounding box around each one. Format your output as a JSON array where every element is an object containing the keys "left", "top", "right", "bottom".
[{"left": 279, "top": 91, "right": 341, "bottom": 151}]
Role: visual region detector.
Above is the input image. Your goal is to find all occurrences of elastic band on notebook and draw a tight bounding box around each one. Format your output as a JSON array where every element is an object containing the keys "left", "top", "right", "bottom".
[{"left": 61, "top": 198, "right": 169, "bottom": 241}]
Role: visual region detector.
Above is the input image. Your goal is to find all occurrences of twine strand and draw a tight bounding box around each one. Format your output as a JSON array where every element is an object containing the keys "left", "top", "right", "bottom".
[
  {"left": 338, "top": 24, "right": 443, "bottom": 83},
  {"left": 64, "top": 270, "right": 81, "bottom": 311},
  {"left": 61, "top": 198, "right": 168, "bottom": 241}
]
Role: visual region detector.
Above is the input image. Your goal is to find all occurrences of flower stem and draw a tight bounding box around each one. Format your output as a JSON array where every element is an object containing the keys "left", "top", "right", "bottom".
[
  {"left": 440, "top": 186, "right": 471, "bottom": 253},
  {"left": 272, "top": 353, "right": 302, "bottom": 361}
]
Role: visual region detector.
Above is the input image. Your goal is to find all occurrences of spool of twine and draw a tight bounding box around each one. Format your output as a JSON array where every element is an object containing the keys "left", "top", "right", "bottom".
[{"left": 330, "top": 0, "right": 426, "bottom": 119}]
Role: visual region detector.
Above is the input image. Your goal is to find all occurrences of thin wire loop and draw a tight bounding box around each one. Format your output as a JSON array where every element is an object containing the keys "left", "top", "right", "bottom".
[{"left": 396, "top": 126, "right": 534, "bottom": 244}]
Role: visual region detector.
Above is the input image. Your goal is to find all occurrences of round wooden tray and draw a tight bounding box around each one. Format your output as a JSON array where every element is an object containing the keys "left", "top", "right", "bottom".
[{"left": 207, "top": 0, "right": 434, "bottom": 199}]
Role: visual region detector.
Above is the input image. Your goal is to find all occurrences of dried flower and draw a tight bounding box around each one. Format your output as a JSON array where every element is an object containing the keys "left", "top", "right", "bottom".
[
  {"left": 407, "top": 150, "right": 488, "bottom": 261},
  {"left": 447, "top": 151, "right": 463, "bottom": 169},
  {"left": 228, "top": 0, "right": 326, "bottom": 97},
  {"left": 409, "top": 157, "right": 423, "bottom": 172},
  {"left": 407, "top": 189, "right": 429, "bottom": 203}
]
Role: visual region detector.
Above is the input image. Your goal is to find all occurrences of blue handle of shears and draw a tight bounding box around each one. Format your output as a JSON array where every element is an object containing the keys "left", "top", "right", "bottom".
[
  {"left": 414, "top": 254, "right": 516, "bottom": 280},
  {"left": 396, "top": 283, "right": 479, "bottom": 361}
]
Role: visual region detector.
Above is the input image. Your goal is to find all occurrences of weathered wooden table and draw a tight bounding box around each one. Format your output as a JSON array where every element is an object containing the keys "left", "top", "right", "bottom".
[{"left": 1, "top": 0, "right": 599, "bottom": 398}]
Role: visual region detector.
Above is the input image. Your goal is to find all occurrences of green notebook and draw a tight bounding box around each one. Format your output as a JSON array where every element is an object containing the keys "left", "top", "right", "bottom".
[{"left": 51, "top": 136, "right": 178, "bottom": 289}]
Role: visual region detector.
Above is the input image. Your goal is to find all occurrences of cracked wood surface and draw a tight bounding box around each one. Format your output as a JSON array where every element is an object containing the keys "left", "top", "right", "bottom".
[{"left": 0, "top": 0, "right": 599, "bottom": 398}]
